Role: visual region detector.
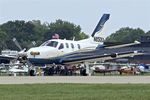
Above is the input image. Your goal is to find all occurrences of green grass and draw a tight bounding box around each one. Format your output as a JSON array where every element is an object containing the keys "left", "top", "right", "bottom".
[{"left": 0, "top": 84, "right": 150, "bottom": 100}]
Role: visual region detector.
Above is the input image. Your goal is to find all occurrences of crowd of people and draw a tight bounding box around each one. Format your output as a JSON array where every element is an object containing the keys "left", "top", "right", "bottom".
[{"left": 29, "top": 64, "right": 87, "bottom": 76}]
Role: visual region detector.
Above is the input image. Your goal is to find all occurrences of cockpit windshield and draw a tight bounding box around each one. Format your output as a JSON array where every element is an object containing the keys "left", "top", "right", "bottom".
[
  {"left": 40, "top": 41, "right": 58, "bottom": 48},
  {"left": 40, "top": 41, "right": 49, "bottom": 46}
]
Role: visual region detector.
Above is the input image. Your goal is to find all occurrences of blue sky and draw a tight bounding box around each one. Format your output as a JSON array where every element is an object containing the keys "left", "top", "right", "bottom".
[{"left": 0, "top": 0, "right": 150, "bottom": 37}]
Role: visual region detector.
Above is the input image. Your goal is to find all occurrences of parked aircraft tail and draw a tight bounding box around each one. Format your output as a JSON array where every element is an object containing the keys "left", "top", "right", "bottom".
[{"left": 79, "top": 14, "right": 110, "bottom": 44}]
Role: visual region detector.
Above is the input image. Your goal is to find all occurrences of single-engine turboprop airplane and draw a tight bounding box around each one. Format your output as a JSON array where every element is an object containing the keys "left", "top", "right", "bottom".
[
  {"left": 27, "top": 14, "right": 110, "bottom": 65},
  {"left": 26, "top": 14, "right": 143, "bottom": 66}
]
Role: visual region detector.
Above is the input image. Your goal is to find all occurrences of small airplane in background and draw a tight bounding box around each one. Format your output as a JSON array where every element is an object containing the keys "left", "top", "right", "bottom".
[
  {"left": 0, "top": 37, "right": 34, "bottom": 64},
  {"left": 8, "top": 64, "right": 28, "bottom": 74},
  {"left": 0, "top": 61, "right": 28, "bottom": 74},
  {"left": 137, "top": 64, "right": 150, "bottom": 74}
]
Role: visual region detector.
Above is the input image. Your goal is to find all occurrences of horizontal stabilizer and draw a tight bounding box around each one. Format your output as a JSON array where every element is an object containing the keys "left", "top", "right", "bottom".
[{"left": 104, "top": 41, "right": 140, "bottom": 49}]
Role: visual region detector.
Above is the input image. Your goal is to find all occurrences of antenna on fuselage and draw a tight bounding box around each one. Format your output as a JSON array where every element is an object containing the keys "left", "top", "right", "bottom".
[{"left": 72, "top": 37, "right": 75, "bottom": 41}]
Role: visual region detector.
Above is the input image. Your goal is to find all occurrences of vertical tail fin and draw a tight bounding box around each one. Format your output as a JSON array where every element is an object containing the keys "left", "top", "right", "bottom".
[
  {"left": 78, "top": 14, "right": 110, "bottom": 44},
  {"left": 91, "top": 14, "right": 110, "bottom": 37}
]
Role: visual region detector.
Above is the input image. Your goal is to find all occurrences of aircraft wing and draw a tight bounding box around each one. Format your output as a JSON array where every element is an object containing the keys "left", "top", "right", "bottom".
[
  {"left": 60, "top": 50, "right": 144, "bottom": 65},
  {"left": 71, "top": 41, "right": 140, "bottom": 54},
  {"left": 0, "top": 55, "right": 17, "bottom": 60}
]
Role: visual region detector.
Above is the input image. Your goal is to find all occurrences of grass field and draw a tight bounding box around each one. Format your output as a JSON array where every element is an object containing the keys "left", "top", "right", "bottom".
[{"left": 0, "top": 84, "right": 150, "bottom": 100}]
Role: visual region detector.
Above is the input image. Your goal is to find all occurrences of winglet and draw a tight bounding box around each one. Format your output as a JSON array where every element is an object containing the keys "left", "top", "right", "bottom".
[{"left": 91, "top": 14, "right": 110, "bottom": 37}]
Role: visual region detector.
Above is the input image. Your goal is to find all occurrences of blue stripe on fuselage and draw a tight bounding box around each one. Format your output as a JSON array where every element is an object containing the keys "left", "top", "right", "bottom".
[{"left": 28, "top": 58, "right": 62, "bottom": 66}]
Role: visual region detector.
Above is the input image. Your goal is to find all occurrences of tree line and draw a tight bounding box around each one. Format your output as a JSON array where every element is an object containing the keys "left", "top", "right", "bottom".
[
  {"left": 0, "top": 20, "right": 88, "bottom": 51},
  {"left": 0, "top": 19, "right": 149, "bottom": 52},
  {"left": 105, "top": 27, "right": 150, "bottom": 42}
]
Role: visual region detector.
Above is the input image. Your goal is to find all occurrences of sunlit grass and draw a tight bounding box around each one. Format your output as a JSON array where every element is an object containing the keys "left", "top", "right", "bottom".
[{"left": 0, "top": 84, "right": 150, "bottom": 100}]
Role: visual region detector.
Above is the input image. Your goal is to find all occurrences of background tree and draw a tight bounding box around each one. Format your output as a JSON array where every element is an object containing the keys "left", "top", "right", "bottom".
[
  {"left": 105, "top": 27, "right": 145, "bottom": 42},
  {"left": 76, "top": 32, "right": 89, "bottom": 40},
  {"left": 146, "top": 30, "right": 150, "bottom": 35},
  {"left": 44, "top": 19, "right": 88, "bottom": 41},
  {"left": 0, "top": 29, "right": 7, "bottom": 51}
]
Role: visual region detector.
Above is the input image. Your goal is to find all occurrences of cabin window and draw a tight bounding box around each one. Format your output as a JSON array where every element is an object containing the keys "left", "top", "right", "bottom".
[
  {"left": 77, "top": 44, "right": 81, "bottom": 49},
  {"left": 71, "top": 43, "right": 74, "bottom": 49},
  {"left": 59, "top": 43, "right": 64, "bottom": 50},
  {"left": 65, "top": 43, "right": 69, "bottom": 48}
]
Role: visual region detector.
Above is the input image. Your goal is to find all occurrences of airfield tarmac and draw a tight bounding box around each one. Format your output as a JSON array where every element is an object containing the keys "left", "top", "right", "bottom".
[{"left": 0, "top": 76, "right": 150, "bottom": 84}]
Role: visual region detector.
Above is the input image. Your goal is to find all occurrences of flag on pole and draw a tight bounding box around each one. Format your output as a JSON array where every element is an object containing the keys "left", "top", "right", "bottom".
[{"left": 52, "top": 33, "right": 59, "bottom": 39}]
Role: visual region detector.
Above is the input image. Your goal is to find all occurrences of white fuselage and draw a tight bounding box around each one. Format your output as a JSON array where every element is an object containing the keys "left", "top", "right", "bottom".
[{"left": 27, "top": 38, "right": 102, "bottom": 59}]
